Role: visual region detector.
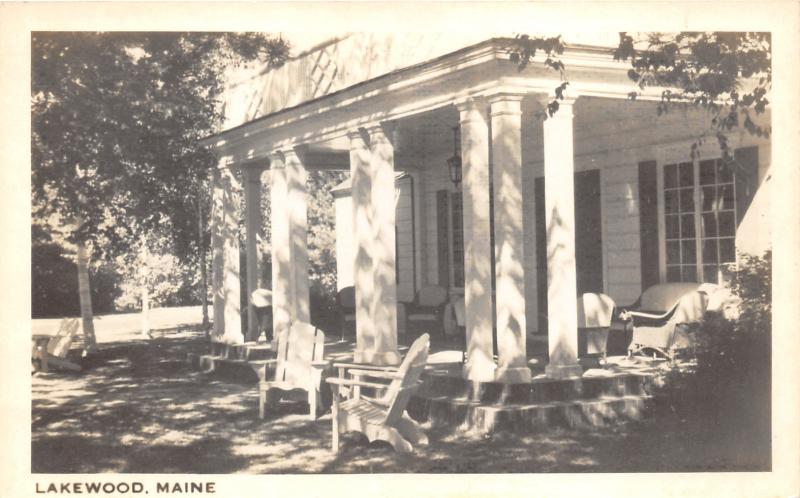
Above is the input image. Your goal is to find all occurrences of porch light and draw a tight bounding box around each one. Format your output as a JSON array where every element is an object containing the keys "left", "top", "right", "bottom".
[{"left": 447, "top": 126, "right": 462, "bottom": 188}]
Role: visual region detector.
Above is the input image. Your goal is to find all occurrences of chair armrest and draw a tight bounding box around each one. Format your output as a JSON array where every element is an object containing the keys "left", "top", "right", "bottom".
[
  {"left": 332, "top": 362, "right": 399, "bottom": 372},
  {"left": 346, "top": 369, "right": 402, "bottom": 380},
  {"left": 311, "top": 360, "right": 331, "bottom": 368},
  {"left": 326, "top": 377, "right": 391, "bottom": 390}
]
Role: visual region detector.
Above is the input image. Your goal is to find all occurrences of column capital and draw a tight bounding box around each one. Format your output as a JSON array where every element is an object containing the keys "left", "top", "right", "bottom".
[
  {"left": 362, "top": 121, "right": 395, "bottom": 137},
  {"left": 454, "top": 95, "right": 488, "bottom": 114},
  {"left": 489, "top": 94, "right": 524, "bottom": 118}
]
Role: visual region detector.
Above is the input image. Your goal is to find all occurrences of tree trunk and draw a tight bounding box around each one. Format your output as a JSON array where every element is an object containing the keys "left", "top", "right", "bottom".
[
  {"left": 197, "top": 196, "right": 210, "bottom": 335},
  {"left": 76, "top": 238, "right": 98, "bottom": 352}
]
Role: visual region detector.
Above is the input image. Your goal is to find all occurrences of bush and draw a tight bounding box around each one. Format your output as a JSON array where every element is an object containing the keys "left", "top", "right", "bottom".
[{"left": 653, "top": 251, "right": 771, "bottom": 426}]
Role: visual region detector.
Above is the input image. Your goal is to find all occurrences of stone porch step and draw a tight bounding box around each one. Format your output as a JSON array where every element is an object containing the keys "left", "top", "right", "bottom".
[
  {"left": 407, "top": 392, "right": 650, "bottom": 434},
  {"left": 208, "top": 342, "right": 275, "bottom": 361},
  {"left": 188, "top": 353, "right": 269, "bottom": 384},
  {"left": 417, "top": 370, "right": 652, "bottom": 405}
]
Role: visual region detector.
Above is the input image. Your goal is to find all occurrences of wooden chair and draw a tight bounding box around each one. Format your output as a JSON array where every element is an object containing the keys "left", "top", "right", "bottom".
[
  {"left": 32, "top": 318, "right": 82, "bottom": 372},
  {"left": 326, "top": 334, "right": 430, "bottom": 454},
  {"left": 625, "top": 289, "right": 709, "bottom": 359},
  {"left": 336, "top": 286, "right": 356, "bottom": 341},
  {"left": 404, "top": 286, "right": 449, "bottom": 337},
  {"left": 258, "top": 321, "right": 327, "bottom": 420},
  {"left": 577, "top": 293, "right": 615, "bottom": 361}
]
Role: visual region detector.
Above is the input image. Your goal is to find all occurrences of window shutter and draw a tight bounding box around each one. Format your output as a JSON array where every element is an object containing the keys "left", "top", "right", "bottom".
[
  {"left": 436, "top": 190, "right": 450, "bottom": 287},
  {"left": 734, "top": 146, "right": 759, "bottom": 227},
  {"left": 638, "top": 160, "right": 659, "bottom": 290}
]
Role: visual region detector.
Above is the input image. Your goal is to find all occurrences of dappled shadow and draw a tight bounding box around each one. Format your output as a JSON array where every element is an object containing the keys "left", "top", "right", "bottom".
[{"left": 33, "top": 325, "right": 768, "bottom": 473}]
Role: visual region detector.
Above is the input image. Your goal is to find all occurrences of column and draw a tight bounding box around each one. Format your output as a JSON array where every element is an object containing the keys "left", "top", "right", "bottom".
[
  {"left": 270, "top": 153, "right": 291, "bottom": 341},
  {"left": 457, "top": 98, "right": 496, "bottom": 382},
  {"left": 243, "top": 164, "right": 265, "bottom": 342},
  {"left": 270, "top": 149, "right": 310, "bottom": 340},
  {"left": 211, "top": 165, "right": 243, "bottom": 344},
  {"left": 490, "top": 94, "right": 531, "bottom": 383},
  {"left": 366, "top": 123, "right": 400, "bottom": 364},
  {"left": 285, "top": 148, "right": 310, "bottom": 323},
  {"left": 348, "top": 127, "right": 401, "bottom": 366},
  {"left": 542, "top": 96, "right": 583, "bottom": 379}
]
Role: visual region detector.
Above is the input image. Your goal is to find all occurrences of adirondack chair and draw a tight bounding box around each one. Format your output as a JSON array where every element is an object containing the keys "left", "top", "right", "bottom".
[
  {"left": 31, "top": 318, "right": 82, "bottom": 373},
  {"left": 326, "top": 333, "right": 430, "bottom": 454},
  {"left": 258, "top": 321, "right": 327, "bottom": 420}
]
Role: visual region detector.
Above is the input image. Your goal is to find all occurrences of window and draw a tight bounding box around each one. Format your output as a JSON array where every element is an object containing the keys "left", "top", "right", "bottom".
[{"left": 663, "top": 158, "right": 737, "bottom": 283}]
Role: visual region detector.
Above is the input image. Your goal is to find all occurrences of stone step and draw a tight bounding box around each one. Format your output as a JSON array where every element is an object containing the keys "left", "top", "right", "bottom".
[
  {"left": 188, "top": 353, "right": 269, "bottom": 384},
  {"left": 407, "top": 392, "right": 650, "bottom": 434},
  {"left": 208, "top": 342, "right": 276, "bottom": 361},
  {"left": 418, "top": 371, "right": 651, "bottom": 405}
]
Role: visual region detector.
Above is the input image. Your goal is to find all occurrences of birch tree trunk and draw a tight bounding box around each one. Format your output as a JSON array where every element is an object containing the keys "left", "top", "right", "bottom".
[
  {"left": 76, "top": 238, "right": 98, "bottom": 352},
  {"left": 140, "top": 286, "right": 150, "bottom": 337}
]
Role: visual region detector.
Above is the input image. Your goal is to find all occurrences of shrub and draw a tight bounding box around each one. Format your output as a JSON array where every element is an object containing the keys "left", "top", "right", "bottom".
[{"left": 653, "top": 251, "right": 771, "bottom": 425}]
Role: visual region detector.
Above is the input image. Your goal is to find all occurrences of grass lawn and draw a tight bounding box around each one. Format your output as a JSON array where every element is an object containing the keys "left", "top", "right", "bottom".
[{"left": 31, "top": 319, "right": 770, "bottom": 474}]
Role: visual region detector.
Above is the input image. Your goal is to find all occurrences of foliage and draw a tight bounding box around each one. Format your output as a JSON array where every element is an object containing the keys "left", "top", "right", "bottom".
[
  {"left": 652, "top": 251, "right": 771, "bottom": 433},
  {"left": 509, "top": 32, "right": 771, "bottom": 157},
  {"left": 31, "top": 32, "right": 289, "bottom": 315}
]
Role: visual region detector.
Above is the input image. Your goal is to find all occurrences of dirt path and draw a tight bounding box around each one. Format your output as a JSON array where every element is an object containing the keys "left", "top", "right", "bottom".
[{"left": 32, "top": 328, "right": 768, "bottom": 474}]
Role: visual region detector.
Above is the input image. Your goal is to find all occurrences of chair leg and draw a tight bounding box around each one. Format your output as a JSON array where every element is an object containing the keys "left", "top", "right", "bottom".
[
  {"left": 331, "top": 396, "right": 340, "bottom": 452},
  {"left": 395, "top": 414, "right": 428, "bottom": 446},
  {"left": 259, "top": 386, "right": 267, "bottom": 419},
  {"left": 308, "top": 388, "right": 318, "bottom": 421}
]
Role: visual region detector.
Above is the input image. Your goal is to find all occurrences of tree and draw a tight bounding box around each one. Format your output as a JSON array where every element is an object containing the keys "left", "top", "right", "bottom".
[
  {"left": 510, "top": 32, "right": 771, "bottom": 158},
  {"left": 31, "top": 33, "right": 289, "bottom": 342}
]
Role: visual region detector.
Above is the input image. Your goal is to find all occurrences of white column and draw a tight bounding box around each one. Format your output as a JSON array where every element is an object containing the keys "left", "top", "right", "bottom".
[
  {"left": 490, "top": 94, "right": 531, "bottom": 383},
  {"left": 542, "top": 96, "right": 583, "bottom": 379},
  {"left": 244, "top": 164, "right": 265, "bottom": 342},
  {"left": 214, "top": 166, "right": 243, "bottom": 344},
  {"left": 457, "top": 98, "right": 497, "bottom": 382},
  {"left": 270, "top": 153, "right": 292, "bottom": 341},
  {"left": 211, "top": 167, "right": 225, "bottom": 340},
  {"left": 348, "top": 127, "right": 401, "bottom": 366},
  {"left": 366, "top": 123, "right": 400, "bottom": 364},
  {"left": 284, "top": 148, "right": 310, "bottom": 323}
]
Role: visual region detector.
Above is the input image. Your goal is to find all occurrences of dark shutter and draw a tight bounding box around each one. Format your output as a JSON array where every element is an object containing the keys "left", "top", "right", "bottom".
[
  {"left": 436, "top": 190, "right": 450, "bottom": 287},
  {"left": 574, "top": 170, "right": 603, "bottom": 294},
  {"left": 638, "top": 160, "right": 660, "bottom": 291},
  {"left": 734, "top": 146, "right": 759, "bottom": 227},
  {"left": 534, "top": 177, "right": 547, "bottom": 333}
]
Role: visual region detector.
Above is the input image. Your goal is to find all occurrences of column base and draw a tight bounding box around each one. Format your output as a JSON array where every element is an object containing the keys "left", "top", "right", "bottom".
[
  {"left": 462, "top": 356, "right": 497, "bottom": 382},
  {"left": 494, "top": 365, "right": 532, "bottom": 383},
  {"left": 545, "top": 362, "right": 584, "bottom": 380},
  {"left": 354, "top": 349, "right": 402, "bottom": 366}
]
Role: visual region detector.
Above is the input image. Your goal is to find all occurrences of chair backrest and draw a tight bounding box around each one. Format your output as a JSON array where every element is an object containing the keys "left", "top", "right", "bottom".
[
  {"left": 640, "top": 282, "right": 701, "bottom": 312},
  {"left": 671, "top": 290, "right": 709, "bottom": 324},
  {"left": 577, "top": 293, "right": 615, "bottom": 328},
  {"left": 380, "top": 334, "right": 430, "bottom": 425},
  {"left": 415, "top": 286, "right": 448, "bottom": 308},
  {"left": 337, "top": 286, "right": 356, "bottom": 310},
  {"left": 250, "top": 288, "right": 272, "bottom": 309},
  {"left": 275, "top": 321, "right": 325, "bottom": 387},
  {"left": 47, "top": 318, "right": 80, "bottom": 357}
]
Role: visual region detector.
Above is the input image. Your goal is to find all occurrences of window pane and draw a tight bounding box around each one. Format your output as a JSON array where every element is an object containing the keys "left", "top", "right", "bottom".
[
  {"left": 679, "top": 162, "right": 694, "bottom": 187},
  {"left": 703, "top": 265, "right": 719, "bottom": 284},
  {"left": 665, "top": 215, "right": 680, "bottom": 239},
  {"left": 702, "top": 213, "right": 717, "bottom": 237},
  {"left": 717, "top": 160, "right": 734, "bottom": 183},
  {"left": 720, "top": 184, "right": 735, "bottom": 210},
  {"left": 679, "top": 187, "right": 695, "bottom": 213},
  {"left": 699, "top": 160, "right": 716, "bottom": 185},
  {"left": 703, "top": 239, "right": 718, "bottom": 263},
  {"left": 665, "top": 189, "right": 679, "bottom": 214},
  {"left": 719, "top": 238, "right": 736, "bottom": 263},
  {"left": 664, "top": 163, "right": 678, "bottom": 188},
  {"left": 718, "top": 211, "right": 735, "bottom": 236},
  {"left": 682, "top": 240, "right": 696, "bottom": 264},
  {"left": 667, "top": 241, "right": 681, "bottom": 264},
  {"left": 667, "top": 265, "right": 681, "bottom": 282},
  {"left": 681, "top": 214, "right": 696, "bottom": 238},
  {"left": 702, "top": 186, "right": 717, "bottom": 212},
  {"left": 682, "top": 265, "right": 697, "bottom": 282}
]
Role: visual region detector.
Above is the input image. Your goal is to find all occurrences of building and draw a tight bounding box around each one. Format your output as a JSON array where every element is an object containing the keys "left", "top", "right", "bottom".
[{"left": 203, "top": 33, "right": 771, "bottom": 383}]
